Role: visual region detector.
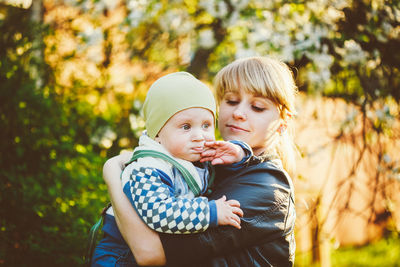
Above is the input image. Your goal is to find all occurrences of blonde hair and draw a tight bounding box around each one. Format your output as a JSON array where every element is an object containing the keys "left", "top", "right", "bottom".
[{"left": 214, "top": 56, "right": 298, "bottom": 174}]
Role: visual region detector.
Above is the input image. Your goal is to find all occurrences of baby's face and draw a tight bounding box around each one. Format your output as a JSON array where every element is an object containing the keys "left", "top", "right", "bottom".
[{"left": 155, "top": 107, "right": 215, "bottom": 162}]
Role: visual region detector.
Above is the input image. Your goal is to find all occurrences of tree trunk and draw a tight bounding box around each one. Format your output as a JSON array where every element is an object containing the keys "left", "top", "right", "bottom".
[
  {"left": 29, "top": 0, "right": 44, "bottom": 89},
  {"left": 311, "top": 197, "right": 331, "bottom": 267}
]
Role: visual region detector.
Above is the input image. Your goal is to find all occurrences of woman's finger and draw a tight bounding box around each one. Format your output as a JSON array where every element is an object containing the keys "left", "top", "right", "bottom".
[
  {"left": 204, "top": 141, "right": 224, "bottom": 147},
  {"left": 204, "top": 141, "right": 217, "bottom": 147},
  {"left": 201, "top": 149, "right": 216, "bottom": 157},
  {"left": 211, "top": 158, "right": 224, "bottom": 165},
  {"left": 200, "top": 156, "right": 216, "bottom": 162},
  {"left": 200, "top": 158, "right": 212, "bottom": 163}
]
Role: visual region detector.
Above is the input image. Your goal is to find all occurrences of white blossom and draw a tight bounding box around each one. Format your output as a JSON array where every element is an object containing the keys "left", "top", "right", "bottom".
[
  {"left": 94, "top": 0, "right": 118, "bottom": 12},
  {"left": 231, "top": 0, "right": 249, "bottom": 10},
  {"left": 225, "top": 10, "right": 240, "bottom": 26},
  {"left": 248, "top": 26, "right": 271, "bottom": 44},
  {"left": 133, "top": 99, "right": 142, "bottom": 110},
  {"left": 80, "top": 26, "right": 103, "bottom": 46},
  {"left": 331, "top": 0, "right": 350, "bottom": 10},
  {"left": 127, "top": 0, "right": 148, "bottom": 9},
  {"left": 326, "top": 6, "right": 344, "bottom": 23},
  {"left": 129, "top": 114, "right": 146, "bottom": 138},
  {"left": 342, "top": 40, "right": 368, "bottom": 64},
  {"left": 126, "top": 0, "right": 161, "bottom": 27},
  {"left": 305, "top": 49, "right": 334, "bottom": 86},
  {"left": 198, "top": 29, "right": 216, "bottom": 49},
  {"left": 91, "top": 127, "right": 117, "bottom": 149},
  {"left": 199, "top": 0, "right": 217, "bottom": 17},
  {"left": 160, "top": 9, "right": 194, "bottom": 34},
  {"left": 235, "top": 42, "right": 258, "bottom": 59},
  {"left": 217, "top": 1, "right": 228, "bottom": 17},
  {"left": 128, "top": 10, "right": 145, "bottom": 27},
  {"left": 366, "top": 58, "right": 380, "bottom": 70},
  {"left": 281, "top": 45, "right": 295, "bottom": 62}
]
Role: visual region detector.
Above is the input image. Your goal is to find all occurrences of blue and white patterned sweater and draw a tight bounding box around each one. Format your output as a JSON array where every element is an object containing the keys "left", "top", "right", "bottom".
[{"left": 106, "top": 134, "right": 217, "bottom": 234}]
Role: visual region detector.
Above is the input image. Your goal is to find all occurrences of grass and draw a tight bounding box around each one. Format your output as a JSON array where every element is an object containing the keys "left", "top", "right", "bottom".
[{"left": 295, "top": 235, "right": 400, "bottom": 267}]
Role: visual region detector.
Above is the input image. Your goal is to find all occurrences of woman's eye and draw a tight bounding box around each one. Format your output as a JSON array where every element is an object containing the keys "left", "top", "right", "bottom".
[
  {"left": 226, "top": 99, "right": 239, "bottom": 105},
  {"left": 252, "top": 105, "right": 265, "bottom": 112},
  {"left": 182, "top": 124, "right": 191, "bottom": 130}
]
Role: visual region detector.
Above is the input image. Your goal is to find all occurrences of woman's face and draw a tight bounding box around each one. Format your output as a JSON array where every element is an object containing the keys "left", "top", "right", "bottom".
[{"left": 218, "top": 90, "right": 281, "bottom": 156}]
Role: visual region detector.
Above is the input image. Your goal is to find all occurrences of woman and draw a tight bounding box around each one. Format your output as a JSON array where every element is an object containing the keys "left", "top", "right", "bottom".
[{"left": 103, "top": 56, "right": 297, "bottom": 266}]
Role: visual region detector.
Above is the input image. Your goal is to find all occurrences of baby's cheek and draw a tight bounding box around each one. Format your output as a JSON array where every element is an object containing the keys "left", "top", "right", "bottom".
[{"left": 205, "top": 132, "right": 216, "bottom": 141}]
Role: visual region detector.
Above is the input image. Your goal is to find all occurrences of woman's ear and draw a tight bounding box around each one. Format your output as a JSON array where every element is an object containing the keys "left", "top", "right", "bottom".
[{"left": 277, "top": 121, "right": 288, "bottom": 135}]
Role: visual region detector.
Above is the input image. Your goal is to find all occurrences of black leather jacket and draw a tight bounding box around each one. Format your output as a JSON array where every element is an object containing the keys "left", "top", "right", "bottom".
[{"left": 159, "top": 157, "right": 296, "bottom": 267}]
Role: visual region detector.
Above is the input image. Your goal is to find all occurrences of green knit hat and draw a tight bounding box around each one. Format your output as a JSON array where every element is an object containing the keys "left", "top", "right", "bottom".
[{"left": 143, "top": 72, "right": 216, "bottom": 139}]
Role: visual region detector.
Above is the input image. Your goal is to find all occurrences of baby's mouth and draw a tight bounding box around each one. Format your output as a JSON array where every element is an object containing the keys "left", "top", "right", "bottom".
[{"left": 191, "top": 147, "right": 204, "bottom": 153}]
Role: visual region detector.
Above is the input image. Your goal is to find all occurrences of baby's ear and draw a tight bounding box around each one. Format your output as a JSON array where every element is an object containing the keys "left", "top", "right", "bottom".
[{"left": 154, "top": 134, "right": 161, "bottom": 144}]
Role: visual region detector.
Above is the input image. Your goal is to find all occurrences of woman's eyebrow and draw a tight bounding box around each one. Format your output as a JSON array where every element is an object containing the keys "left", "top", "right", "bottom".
[
  {"left": 252, "top": 92, "right": 266, "bottom": 98},
  {"left": 224, "top": 92, "right": 235, "bottom": 96}
]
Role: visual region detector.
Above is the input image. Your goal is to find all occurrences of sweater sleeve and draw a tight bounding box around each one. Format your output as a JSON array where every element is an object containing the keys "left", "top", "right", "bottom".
[
  {"left": 122, "top": 166, "right": 216, "bottom": 234},
  {"left": 159, "top": 163, "right": 296, "bottom": 265}
]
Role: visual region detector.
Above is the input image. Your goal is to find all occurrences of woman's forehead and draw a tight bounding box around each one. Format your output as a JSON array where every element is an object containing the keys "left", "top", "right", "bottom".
[{"left": 224, "top": 88, "right": 266, "bottom": 98}]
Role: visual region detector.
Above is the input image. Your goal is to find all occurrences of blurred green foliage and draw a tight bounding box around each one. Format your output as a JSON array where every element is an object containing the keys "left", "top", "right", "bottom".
[{"left": 0, "top": 5, "right": 109, "bottom": 266}]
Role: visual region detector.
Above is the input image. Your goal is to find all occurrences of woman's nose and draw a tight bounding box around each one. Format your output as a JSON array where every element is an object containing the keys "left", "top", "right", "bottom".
[{"left": 232, "top": 105, "right": 247, "bottom": 120}]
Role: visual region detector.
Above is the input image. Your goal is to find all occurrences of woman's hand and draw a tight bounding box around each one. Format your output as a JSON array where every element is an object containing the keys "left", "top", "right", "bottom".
[
  {"left": 102, "top": 152, "right": 133, "bottom": 185},
  {"left": 215, "top": 195, "right": 243, "bottom": 229},
  {"left": 200, "top": 141, "right": 245, "bottom": 165}
]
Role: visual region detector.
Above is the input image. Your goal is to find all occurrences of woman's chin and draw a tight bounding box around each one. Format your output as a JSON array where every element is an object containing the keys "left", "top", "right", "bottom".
[{"left": 222, "top": 132, "right": 248, "bottom": 144}]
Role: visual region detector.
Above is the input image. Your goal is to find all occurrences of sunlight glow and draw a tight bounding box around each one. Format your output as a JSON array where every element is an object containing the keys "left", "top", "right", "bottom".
[{"left": 2, "top": 0, "right": 32, "bottom": 9}]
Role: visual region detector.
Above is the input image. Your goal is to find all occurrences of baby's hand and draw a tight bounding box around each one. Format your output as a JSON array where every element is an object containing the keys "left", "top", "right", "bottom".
[
  {"left": 215, "top": 195, "right": 243, "bottom": 229},
  {"left": 200, "top": 141, "right": 245, "bottom": 165}
]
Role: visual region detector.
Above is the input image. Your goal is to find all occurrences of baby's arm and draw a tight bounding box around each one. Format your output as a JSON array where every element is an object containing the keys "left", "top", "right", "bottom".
[
  {"left": 118, "top": 165, "right": 243, "bottom": 234},
  {"left": 201, "top": 140, "right": 252, "bottom": 165}
]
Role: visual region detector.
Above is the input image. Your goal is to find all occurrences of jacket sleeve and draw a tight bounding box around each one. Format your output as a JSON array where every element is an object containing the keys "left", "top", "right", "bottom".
[
  {"left": 159, "top": 164, "right": 296, "bottom": 265},
  {"left": 123, "top": 166, "right": 217, "bottom": 234},
  {"left": 222, "top": 140, "right": 253, "bottom": 171}
]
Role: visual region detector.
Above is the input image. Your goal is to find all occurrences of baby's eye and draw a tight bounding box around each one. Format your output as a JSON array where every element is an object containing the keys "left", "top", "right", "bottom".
[
  {"left": 252, "top": 105, "right": 265, "bottom": 112},
  {"left": 202, "top": 123, "right": 210, "bottom": 129},
  {"left": 182, "top": 124, "right": 191, "bottom": 130}
]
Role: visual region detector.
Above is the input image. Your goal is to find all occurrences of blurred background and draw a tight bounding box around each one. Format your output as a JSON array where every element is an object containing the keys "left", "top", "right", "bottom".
[{"left": 0, "top": 0, "right": 399, "bottom": 266}]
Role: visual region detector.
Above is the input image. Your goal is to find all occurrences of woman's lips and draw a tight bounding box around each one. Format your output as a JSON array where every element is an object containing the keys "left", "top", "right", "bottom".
[{"left": 226, "top": 124, "right": 249, "bottom": 132}]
